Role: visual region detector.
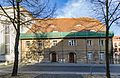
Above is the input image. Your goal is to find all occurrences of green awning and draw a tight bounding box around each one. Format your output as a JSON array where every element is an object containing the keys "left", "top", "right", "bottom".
[{"left": 20, "top": 31, "right": 114, "bottom": 39}]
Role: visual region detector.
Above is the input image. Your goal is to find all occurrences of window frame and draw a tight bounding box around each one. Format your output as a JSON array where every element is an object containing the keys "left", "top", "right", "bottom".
[
  {"left": 99, "top": 39, "right": 105, "bottom": 46},
  {"left": 87, "top": 40, "right": 92, "bottom": 46},
  {"left": 4, "top": 25, "right": 10, "bottom": 54},
  {"left": 87, "top": 51, "right": 93, "bottom": 60},
  {"left": 26, "top": 41, "right": 30, "bottom": 46},
  {"left": 114, "top": 43, "right": 117, "bottom": 47},
  {"left": 68, "top": 39, "right": 77, "bottom": 46},
  {"left": 99, "top": 51, "right": 105, "bottom": 61},
  {"left": 37, "top": 41, "right": 43, "bottom": 46},
  {"left": 52, "top": 40, "right": 57, "bottom": 46}
]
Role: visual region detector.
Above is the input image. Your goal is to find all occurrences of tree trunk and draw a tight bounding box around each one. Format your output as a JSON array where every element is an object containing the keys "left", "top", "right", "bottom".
[
  {"left": 105, "top": 27, "right": 111, "bottom": 78},
  {"left": 12, "top": 32, "right": 20, "bottom": 76},
  {"left": 12, "top": 1, "right": 20, "bottom": 76},
  {"left": 105, "top": 0, "right": 111, "bottom": 78}
]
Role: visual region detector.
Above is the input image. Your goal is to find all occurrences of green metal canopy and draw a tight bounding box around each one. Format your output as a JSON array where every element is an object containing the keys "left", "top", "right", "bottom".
[{"left": 20, "top": 31, "right": 114, "bottom": 39}]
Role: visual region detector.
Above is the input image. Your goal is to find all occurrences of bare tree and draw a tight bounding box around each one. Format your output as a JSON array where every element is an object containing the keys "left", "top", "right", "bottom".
[
  {"left": 88, "top": 0, "right": 120, "bottom": 78},
  {"left": 0, "top": 0, "right": 55, "bottom": 76}
]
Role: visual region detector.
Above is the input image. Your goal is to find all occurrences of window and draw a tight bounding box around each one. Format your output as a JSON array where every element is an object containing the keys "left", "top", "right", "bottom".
[
  {"left": 99, "top": 52, "right": 105, "bottom": 61},
  {"left": 114, "top": 48, "right": 117, "bottom": 52},
  {"left": 5, "top": 25, "right": 10, "bottom": 34},
  {"left": 87, "top": 40, "right": 92, "bottom": 46},
  {"left": 53, "top": 31, "right": 58, "bottom": 32},
  {"left": 68, "top": 40, "right": 77, "bottom": 46},
  {"left": 5, "top": 35, "right": 10, "bottom": 44},
  {"left": 52, "top": 40, "right": 57, "bottom": 46},
  {"left": 4, "top": 25, "right": 10, "bottom": 54},
  {"left": 71, "top": 30, "right": 77, "bottom": 32},
  {"left": 99, "top": 40, "right": 104, "bottom": 46},
  {"left": 114, "top": 54, "right": 119, "bottom": 64},
  {"left": 37, "top": 41, "right": 42, "bottom": 46},
  {"left": 26, "top": 41, "right": 30, "bottom": 46},
  {"left": 114, "top": 43, "right": 117, "bottom": 47},
  {"left": 5, "top": 45, "right": 10, "bottom": 54},
  {"left": 87, "top": 52, "right": 93, "bottom": 60},
  {"left": 115, "top": 54, "right": 118, "bottom": 59},
  {"left": 118, "top": 43, "right": 120, "bottom": 46}
]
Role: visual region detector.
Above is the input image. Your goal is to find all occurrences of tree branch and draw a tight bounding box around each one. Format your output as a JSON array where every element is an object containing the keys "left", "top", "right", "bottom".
[
  {"left": 0, "top": 5, "right": 17, "bottom": 31},
  {"left": 109, "top": 16, "right": 120, "bottom": 27},
  {"left": 108, "top": 2, "right": 120, "bottom": 22}
]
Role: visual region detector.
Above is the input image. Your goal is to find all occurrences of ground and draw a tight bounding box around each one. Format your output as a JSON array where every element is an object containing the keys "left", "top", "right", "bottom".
[
  {"left": 0, "top": 73, "right": 38, "bottom": 78},
  {"left": 0, "top": 73, "right": 118, "bottom": 78},
  {"left": 0, "top": 63, "right": 119, "bottom": 78}
]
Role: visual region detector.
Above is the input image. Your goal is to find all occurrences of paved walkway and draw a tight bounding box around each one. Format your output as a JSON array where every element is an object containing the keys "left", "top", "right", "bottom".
[{"left": 34, "top": 74, "right": 83, "bottom": 78}]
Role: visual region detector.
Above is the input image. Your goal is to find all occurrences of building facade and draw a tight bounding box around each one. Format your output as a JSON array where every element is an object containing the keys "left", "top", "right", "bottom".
[
  {"left": 20, "top": 18, "right": 114, "bottom": 64},
  {"left": 0, "top": 7, "right": 33, "bottom": 63},
  {"left": 113, "top": 36, "right": 120, "bottom": 64}
]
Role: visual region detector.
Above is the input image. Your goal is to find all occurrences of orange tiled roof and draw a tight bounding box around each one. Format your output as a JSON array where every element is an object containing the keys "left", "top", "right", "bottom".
[
  {"left": 27, "top": 17, "right": 106, "bottom": 33},
  {"left": 113, "top": 36, "right": 120, "bottom": 40}
]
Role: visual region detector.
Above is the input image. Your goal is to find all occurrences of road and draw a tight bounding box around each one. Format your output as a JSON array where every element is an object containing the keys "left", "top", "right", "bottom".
[
  {"left": 1, "top": 63, "right": 120, "bottom": 75},
  {"left": 1, "top": 63, "right": 120, "bottom": 78},
  {"left": 17, "top": 63, "right": 120, "bottom": 75}
]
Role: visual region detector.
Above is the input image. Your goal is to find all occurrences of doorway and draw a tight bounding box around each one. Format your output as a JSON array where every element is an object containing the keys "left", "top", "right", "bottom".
[
  {"left": 69, "top": 52, "right": 76, "bottom": 63},
  {"left": 51, "top": 52, "right": 57, "bottom": 62}
]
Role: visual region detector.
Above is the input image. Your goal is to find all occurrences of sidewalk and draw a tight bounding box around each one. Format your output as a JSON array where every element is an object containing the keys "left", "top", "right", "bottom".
[{"left": 25, "top": 62, "right": 120, "bottom": 66}]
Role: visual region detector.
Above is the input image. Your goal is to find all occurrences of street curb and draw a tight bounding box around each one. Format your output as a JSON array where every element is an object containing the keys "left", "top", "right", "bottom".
[{"left": 25, "top": 63, "right": 120, "bottom": 67}]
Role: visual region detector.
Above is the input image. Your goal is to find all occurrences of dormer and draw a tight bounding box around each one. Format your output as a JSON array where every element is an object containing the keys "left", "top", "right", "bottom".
[{"left": 90, "top": 30, "right": 96, "bottom": 32}]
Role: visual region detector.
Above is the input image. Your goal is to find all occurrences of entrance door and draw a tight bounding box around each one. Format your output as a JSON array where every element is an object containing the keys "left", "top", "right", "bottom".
[
  {"left": 69, "top": 53, "right": 75, "bottom": 63},
  {"left": 52, "top": 53, "right": 56, "bottom": 62}
]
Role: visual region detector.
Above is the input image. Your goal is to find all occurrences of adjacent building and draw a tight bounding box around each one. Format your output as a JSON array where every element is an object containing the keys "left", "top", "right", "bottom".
[
  {"left": 0, "top": 6, "right": 33, "bottom": 63},
  {"left": 113, "top": 36, "right": 120, "bottom": 64}
]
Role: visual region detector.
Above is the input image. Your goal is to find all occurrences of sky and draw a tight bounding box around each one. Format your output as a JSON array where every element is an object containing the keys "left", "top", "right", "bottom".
[
  {"left": 0, "top": 0, "right": 120, "bottom": 36},
  {"left": 52, "top": 0, "right": 120, "bottom": 36},
  {"left": 54, "top": 0, "right": 93, "bottom": 18}
]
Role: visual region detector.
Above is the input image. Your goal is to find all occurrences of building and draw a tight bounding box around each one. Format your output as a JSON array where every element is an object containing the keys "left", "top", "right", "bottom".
[
  {"left": 0, "top": 6, "right": 33, "bottom": 63},
  {"left": 113, "top": 36, "right": 120, "bottom": 64},
  {"left": 20, "top": 18, "right": 114, "bottom": 64}
]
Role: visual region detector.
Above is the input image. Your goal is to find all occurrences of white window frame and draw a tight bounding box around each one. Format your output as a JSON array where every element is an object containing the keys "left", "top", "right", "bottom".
[
  {"left": 52, "top": 40, "right": 57, "bottom": 46},
  {"left": 68, "top": 39, "right": 77, "bottom": 46},
  {"left": 114, "top": 43, "right": 117, "bottom": 47},
  {"left": 118, "top": 43, "right": 120, "bottom": 46},
  {"left": 37, "top": 41, "right": 43, "bottom": 46},
  {"left": 87, "top": 40, "right": 92, "bottom": 46},
  {"left": 99, "top": 40, "right": 105, "bottom": 46},
  {"left": 87, "top": 52, "right": 93, "bottom": 60},
  {"left": 99, "top": 52, "right": 105, "bottom": 61},
  {"left": 4, "top": 25, "right": 10, "bottom": 54}
]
